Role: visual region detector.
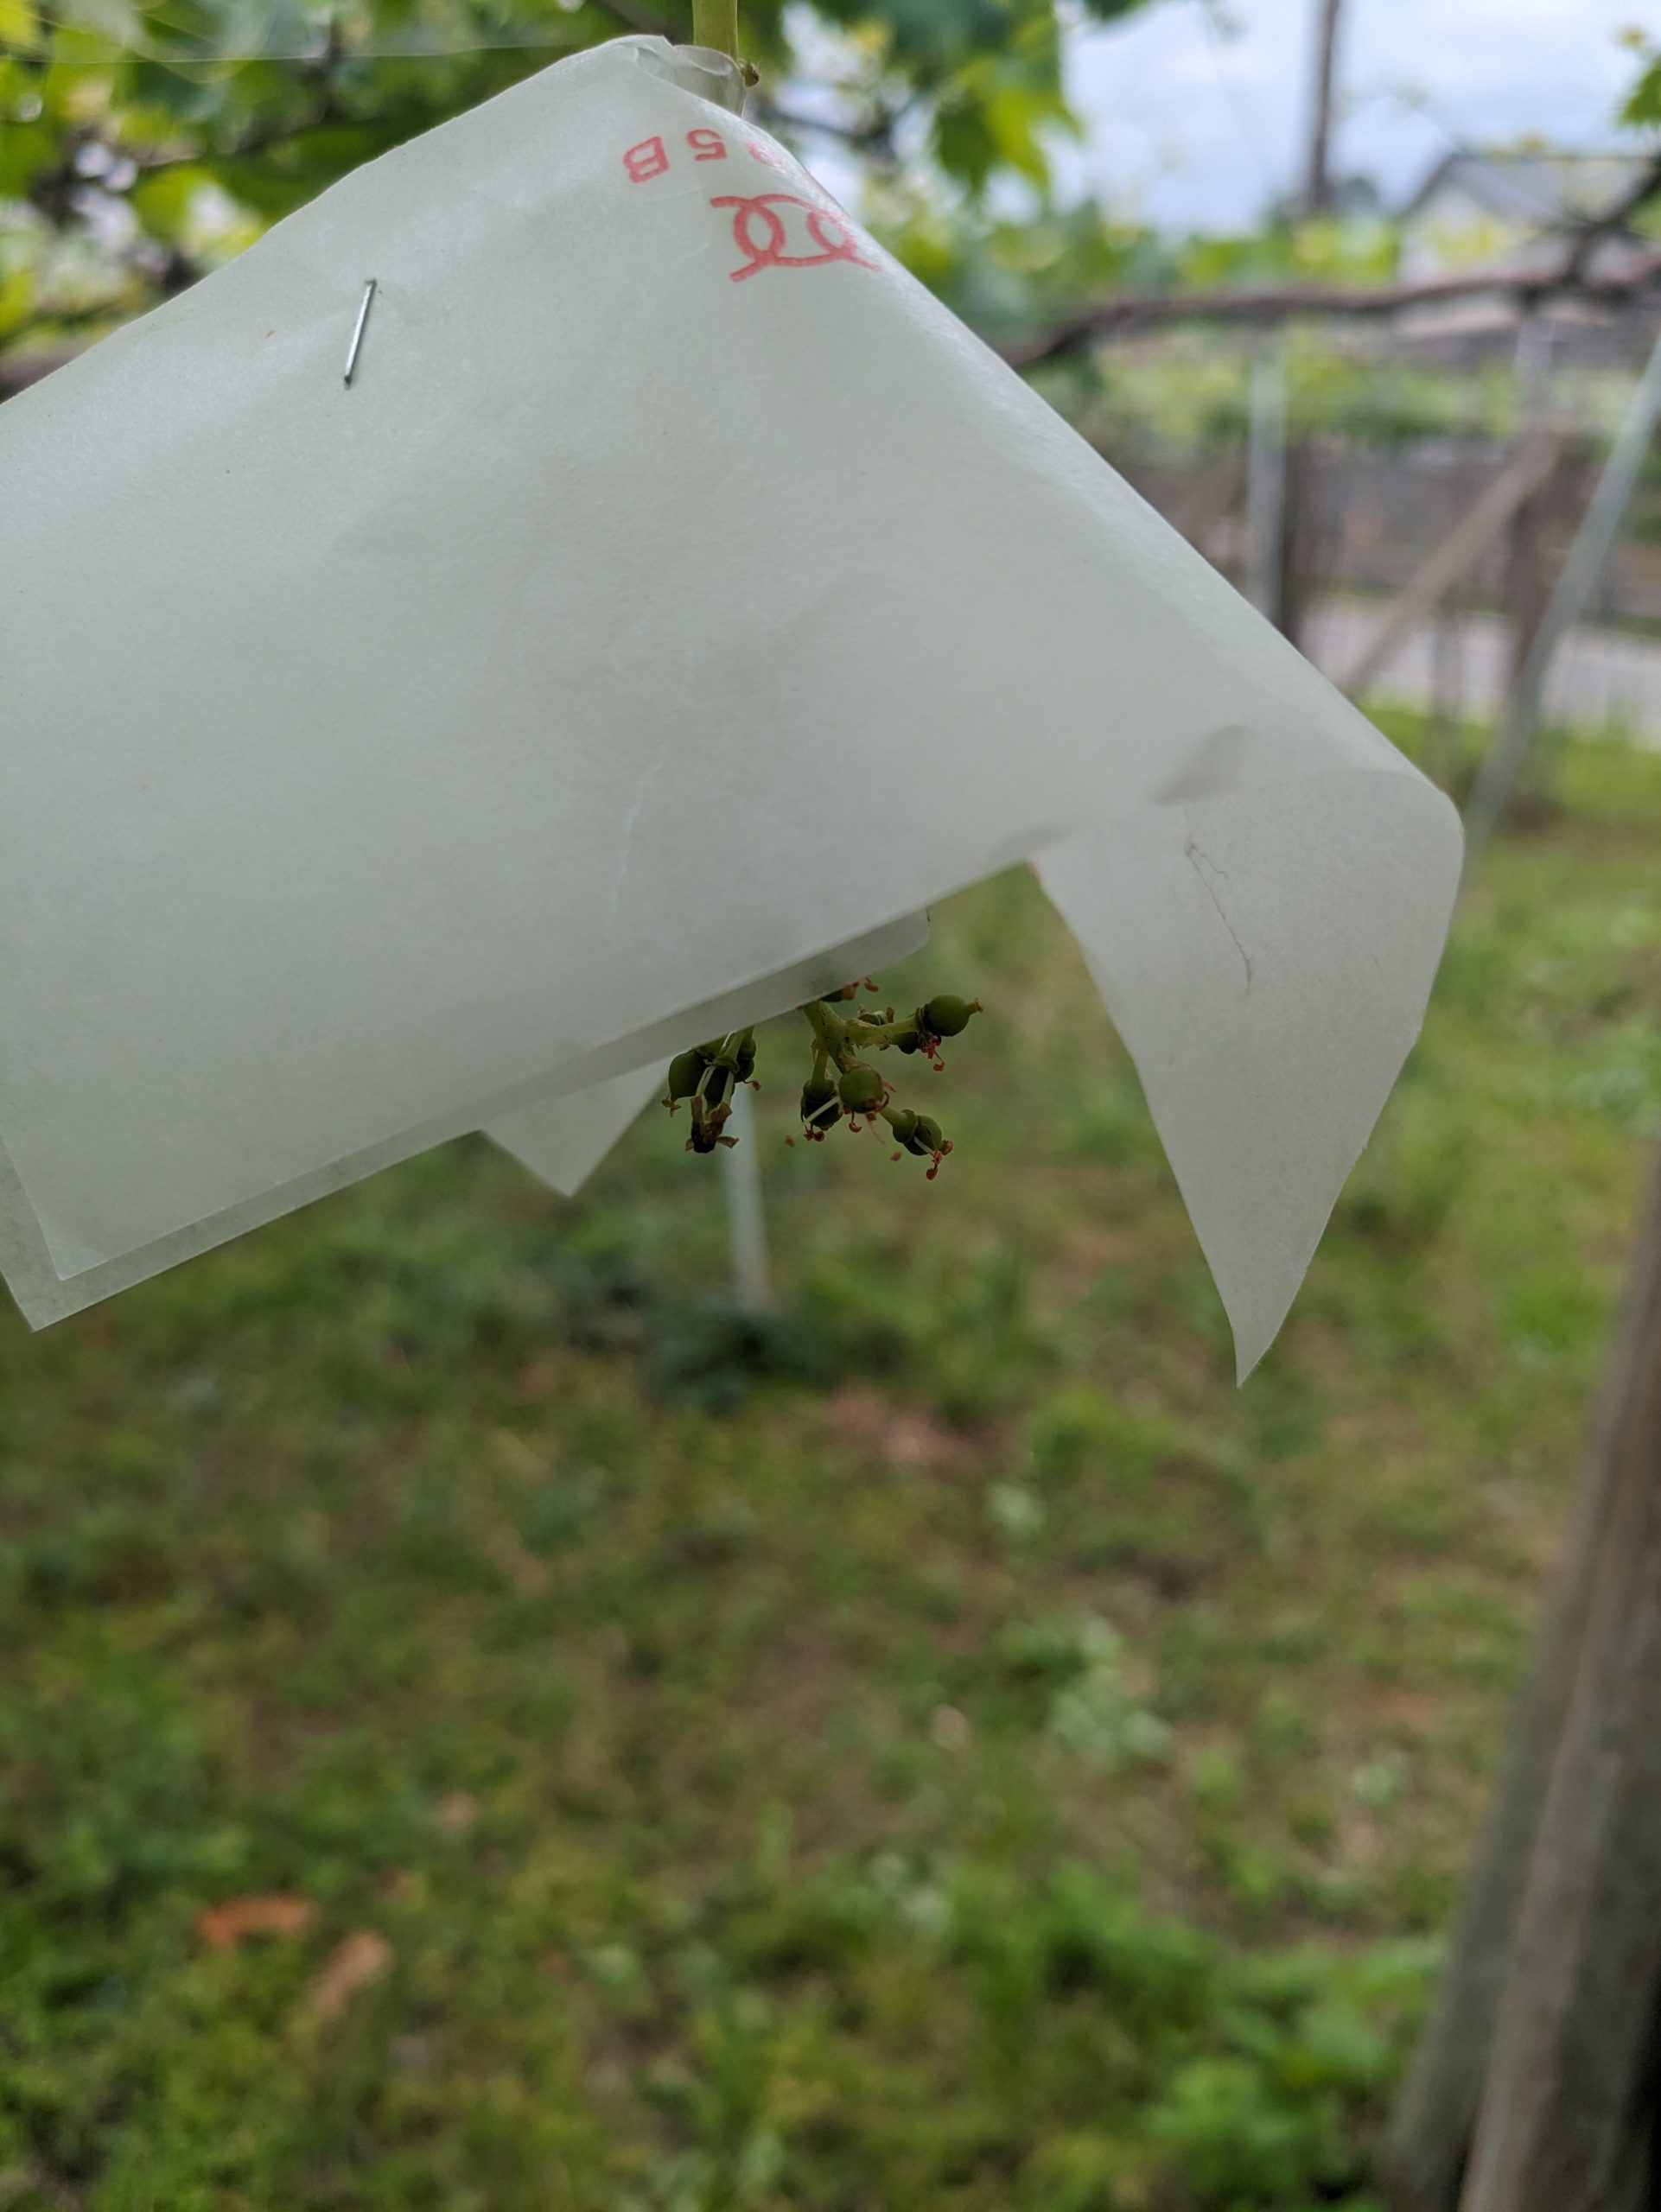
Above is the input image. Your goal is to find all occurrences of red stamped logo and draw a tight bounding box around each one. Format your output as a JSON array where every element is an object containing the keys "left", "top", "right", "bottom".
[
  {"left": 620, "top": 132, "right": 881, "bottom": 286},
  {"left": 710, "top": 192, "right": 880, "bottom": 283}
]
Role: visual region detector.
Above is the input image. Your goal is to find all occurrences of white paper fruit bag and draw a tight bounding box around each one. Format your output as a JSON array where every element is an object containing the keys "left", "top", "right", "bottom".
[{"left": 0, "top": 35, "right": 1461, "bottom": 1363}]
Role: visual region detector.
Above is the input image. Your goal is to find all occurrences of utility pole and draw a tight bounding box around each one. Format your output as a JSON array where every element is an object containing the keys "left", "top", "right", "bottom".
[{"left": 1301, "top": 0, "right": 1346, "bottom": 218}]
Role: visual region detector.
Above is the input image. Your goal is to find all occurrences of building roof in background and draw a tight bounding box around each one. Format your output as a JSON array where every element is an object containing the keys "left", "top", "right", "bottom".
[
  {"left": 1394, "top": 146, "right": 1656, "bottom": 311},
  {"left": 1398, "top": 149, "right": 1651, "bottom": 230}
]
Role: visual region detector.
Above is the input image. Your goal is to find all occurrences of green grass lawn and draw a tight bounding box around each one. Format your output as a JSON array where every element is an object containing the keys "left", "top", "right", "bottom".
[{"left": 3, "top": 726, "right": 1659, "bottom": 2211}]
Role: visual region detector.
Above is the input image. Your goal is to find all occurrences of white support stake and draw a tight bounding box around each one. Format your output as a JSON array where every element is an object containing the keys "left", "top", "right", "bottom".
[{"left": 721, "top": 1082, "right": 773, "bottom": 1316}]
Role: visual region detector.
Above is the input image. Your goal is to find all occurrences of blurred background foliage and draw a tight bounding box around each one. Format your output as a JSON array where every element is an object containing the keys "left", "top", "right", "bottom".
[
  {"left": 0, "top": 0, "right": 1157, "bottom": 362},
  {"left": 6, "top": 0, "right": 1655, "bottom": 369},
  {"left": 5, "top": 3, "right": 1661, "bottom": 2202},
  {"left": 0, "top": 720, "right": 1658, "bottom": 2205},
  {"left": 9, "top": 0, "right": 1655, "bottom": 397}
]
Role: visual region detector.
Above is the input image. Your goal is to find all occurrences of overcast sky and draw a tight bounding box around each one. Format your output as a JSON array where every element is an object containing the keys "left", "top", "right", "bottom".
[{"left": 1060, "top": 0, "right": 1652, "bottom": 232}]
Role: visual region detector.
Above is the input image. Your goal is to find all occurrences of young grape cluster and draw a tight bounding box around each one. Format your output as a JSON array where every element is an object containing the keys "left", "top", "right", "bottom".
[{"left": 662, "top": 984, "right": 983, "bottom": 1179}]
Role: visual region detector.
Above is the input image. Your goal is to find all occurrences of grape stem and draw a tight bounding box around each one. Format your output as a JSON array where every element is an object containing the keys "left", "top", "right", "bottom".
[{"left": 799, "top": 998, "right": 918, "bottom": 1137}]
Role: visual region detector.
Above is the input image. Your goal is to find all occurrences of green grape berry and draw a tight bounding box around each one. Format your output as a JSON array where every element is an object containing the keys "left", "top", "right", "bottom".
[
  {"left": 885, "top": 1107, "right": 919, "bottom": 1147},
  {"left": 800, "top": 1074, "right": 841, "bottom": 1131},
  {"left": 904, "top": 1111, "right": 945, "bottom": 1157},
  {"left": 838, "top": 1064, "right": 885, "bottom": 1114},
  {"left": 921, "top": 995, "right": 981, "bottom": 1039},
  {"left": 665, "top": 1049, "right": 704, "bottom": 1104}
]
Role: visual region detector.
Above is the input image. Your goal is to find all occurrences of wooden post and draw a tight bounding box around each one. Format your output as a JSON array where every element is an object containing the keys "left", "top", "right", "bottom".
[
  {"left": 1465, "top": 327, "right": 1661, "bottom": 872},
  {"left": 1245, "top": 343, "right": 1289, "bottom": 627},
  {"left": 1276, "top": 436, "right": 1317, "bottom": 652},
  {"left": 1244, "top": 343, "right": 1319, "bottom": 651},
  {"left": 1385, "top": 1152, "right": 1661, "bottom": 2211},
  {"left": 1427, "top": 609, "right": 1462, "bottom": 791},
  {"left": 1340, "top": 438, "right": 1562, "bottom": 700},
  {"left": 1170, "top": 448, "right": 1247, "bottom": 564}
]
